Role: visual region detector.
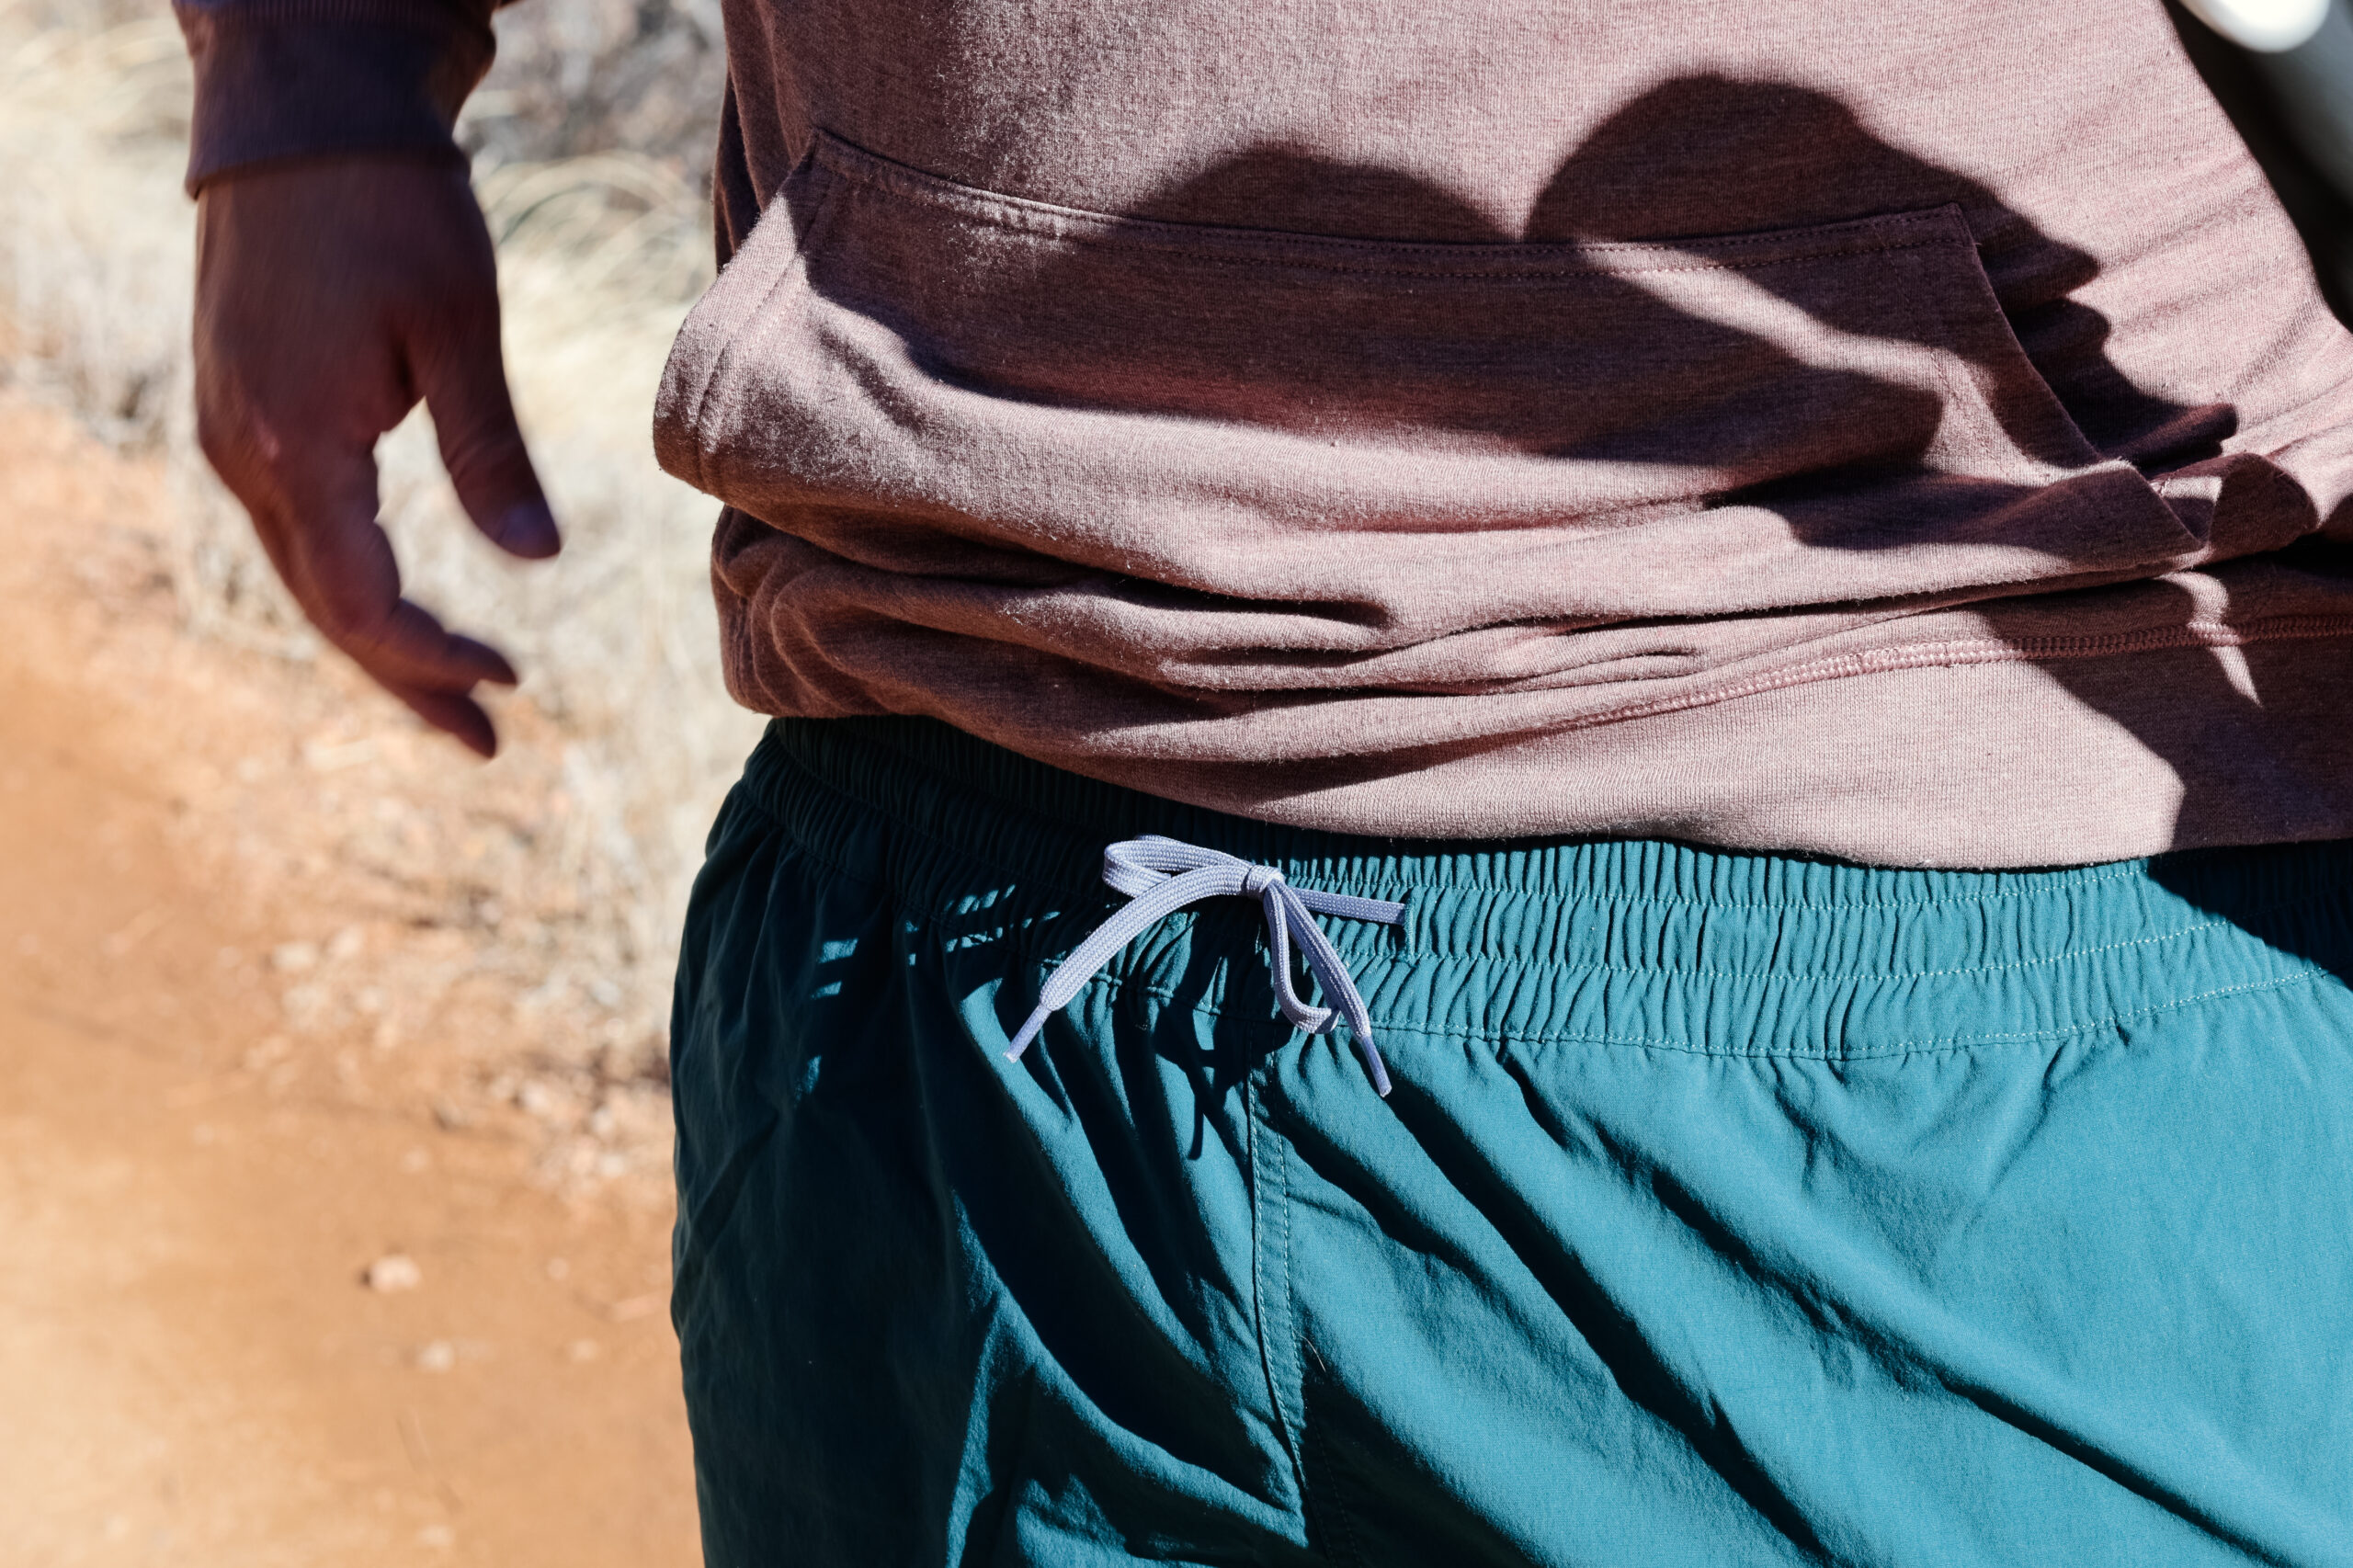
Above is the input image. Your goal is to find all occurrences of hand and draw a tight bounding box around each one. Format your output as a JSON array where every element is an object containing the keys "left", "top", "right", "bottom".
[{"left": 193, "top": 158, "right": 560, "bottom": 758}]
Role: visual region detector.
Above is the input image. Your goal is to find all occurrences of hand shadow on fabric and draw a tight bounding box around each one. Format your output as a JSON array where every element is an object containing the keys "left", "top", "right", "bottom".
[
  {"left": 1535, "top": 76, "right": 2352, "bottom": 870},
  {"left": 963, "top": 75, "right": 2346, "bottom": 884}
]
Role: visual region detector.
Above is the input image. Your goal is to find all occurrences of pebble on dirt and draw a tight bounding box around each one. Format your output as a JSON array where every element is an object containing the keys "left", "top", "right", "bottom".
[{"left": 363, "top": 1252, "right": 422, "bottom": 1292}]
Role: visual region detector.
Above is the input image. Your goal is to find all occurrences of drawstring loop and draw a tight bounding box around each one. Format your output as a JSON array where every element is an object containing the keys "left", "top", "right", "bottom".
[{"left": 1005, "top": 835, "right": 1407, "bottom": 1095}]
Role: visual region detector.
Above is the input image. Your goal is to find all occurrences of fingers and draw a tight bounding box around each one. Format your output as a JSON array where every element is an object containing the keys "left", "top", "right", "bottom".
[
  {"left": 319, "top": 588, "right": 518, "bottom": 761},
  {"left": 408, "top": 257, "right": 563, "bottom": 562},
  {"left": 390, "top": 685, "right": 501, "bottom": 761},
  {"left": 191, "top": 161, "right": 557, "bottom": 761},
  {"left": 276, "top": 493, "right": 521, "bottom": 756},
  {"left": 199, "top": 389, "right": 517, "bottom": 757},
  {"left": 210, "top": 405, "right": 526, "bottom": 759}
]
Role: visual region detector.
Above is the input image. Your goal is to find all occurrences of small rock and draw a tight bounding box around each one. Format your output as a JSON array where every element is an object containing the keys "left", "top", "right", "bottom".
[
  {"left": 399, "top": 1147, "right": 430, "bottom": 1175},
  {"left": 364, "top": 1253, "right": 422, "bottom": 1292},
  {"left": 416, "top": 1523, "right": 455, "bottom": 1550},
  {"left": 567, "top": 1338, "right": 600, "bottom": 1363},
  {"left": 270, "top": 941, "right": 319, "bottom": 974},
  {"left": 301, "top": 736, "right": 377, "bottom": 774},
  {"left": 545, "top": 1256, "right": 570, "bottom": 1281},
  {"left": 280, "top": 983, "right": 330, "bottom": 1030},
  {"left": 415, "top": 1339, "right": 456, "bottom": 1373}
]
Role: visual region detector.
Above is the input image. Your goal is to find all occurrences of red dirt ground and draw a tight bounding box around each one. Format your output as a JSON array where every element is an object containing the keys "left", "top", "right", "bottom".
[{"left": 0, "top": 393, "right": 701, "bottom": 1565}]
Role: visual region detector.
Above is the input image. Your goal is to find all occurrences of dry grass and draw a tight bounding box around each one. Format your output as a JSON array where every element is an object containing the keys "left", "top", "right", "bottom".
[
  {"left": 0, "top": 3, "right": 761, "bottom": 1168},
  {"left": 467, "top": 0, "right": 727, "bottom": 175}
]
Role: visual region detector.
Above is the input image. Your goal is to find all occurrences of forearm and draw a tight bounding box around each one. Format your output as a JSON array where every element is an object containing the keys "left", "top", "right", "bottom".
[{"left": 175, "top": 0, "right": 514, "bottom": 193}]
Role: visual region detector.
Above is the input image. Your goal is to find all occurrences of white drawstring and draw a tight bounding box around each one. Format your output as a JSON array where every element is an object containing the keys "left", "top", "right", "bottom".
[{"left": 1006, "top": 835, "right": 1408, "bottom": 1095}]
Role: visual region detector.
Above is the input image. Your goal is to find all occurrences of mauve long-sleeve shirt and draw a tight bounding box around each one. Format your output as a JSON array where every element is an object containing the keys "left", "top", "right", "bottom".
[{"left": 179, "top": 0, "right": 2353, "bottom": 865}]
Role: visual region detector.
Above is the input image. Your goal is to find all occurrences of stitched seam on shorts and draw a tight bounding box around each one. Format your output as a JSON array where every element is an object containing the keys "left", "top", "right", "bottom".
[
  {"left": 1297, "top": 1335, "right": 1373, "bottom": 1568},
  {"left": 1090, "top": 968, "right": 2328, "bottom": 1062},
  {"left": 1330, "top": 866, "right": 2160, "bottom": 909},
  {"left": 1245, "top": 1082, "right": 1307, "bottom": 1528},
  {"left": 1261, "top": 1102, "right": 1352, "bottom": 1564},
  {"left": 1378, "top": 894, "right": 2352, "bottom": 981},
  {"left": 1259, "top": 867, "right": 2174, "bottom": 911}
]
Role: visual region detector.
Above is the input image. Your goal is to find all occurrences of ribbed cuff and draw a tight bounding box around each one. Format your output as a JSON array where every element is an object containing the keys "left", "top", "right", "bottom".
[{"left": 175, "top": 0, "right": 498, "bottom": 193}]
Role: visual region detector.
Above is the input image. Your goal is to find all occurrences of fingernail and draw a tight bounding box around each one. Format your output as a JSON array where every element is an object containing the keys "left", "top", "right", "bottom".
[{"left": 494, "top": 500, "right": 561, "bottom": 559}]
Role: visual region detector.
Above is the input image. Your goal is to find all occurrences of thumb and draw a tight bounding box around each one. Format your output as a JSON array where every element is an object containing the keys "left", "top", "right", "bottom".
[{"left": 412, "top": 302, "right": 563, "bottom": 561}]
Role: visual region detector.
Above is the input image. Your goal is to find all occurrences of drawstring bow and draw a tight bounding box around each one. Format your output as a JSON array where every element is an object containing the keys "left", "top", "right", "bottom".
[{"left": 1006, "top": 835, "right": 1406, "bottom": 1095}]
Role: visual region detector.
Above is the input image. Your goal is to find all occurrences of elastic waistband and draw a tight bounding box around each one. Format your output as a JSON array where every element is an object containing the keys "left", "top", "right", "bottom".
[{"left": 737, "top": 718, "right": 2353, "bottom": 1061}]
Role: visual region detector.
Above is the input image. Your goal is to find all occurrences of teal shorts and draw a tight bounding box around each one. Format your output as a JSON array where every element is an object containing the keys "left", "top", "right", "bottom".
[{"left": 671, "top": 719, "right": 2353, "bottom": 1566}]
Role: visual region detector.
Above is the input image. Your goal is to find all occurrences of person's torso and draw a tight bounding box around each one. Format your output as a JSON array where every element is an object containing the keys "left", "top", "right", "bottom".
[{"left": 655, "top": 0, "right": 2353, "bottom": 863}]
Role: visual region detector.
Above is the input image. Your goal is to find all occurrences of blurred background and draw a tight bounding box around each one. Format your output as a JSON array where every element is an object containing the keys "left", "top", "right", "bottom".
[
  {"left": 6, "top": 2, "right": 2353, "bottom": 1564},
  {"left": 0, "top": 1, "right": 750, "bottom": 1561}
]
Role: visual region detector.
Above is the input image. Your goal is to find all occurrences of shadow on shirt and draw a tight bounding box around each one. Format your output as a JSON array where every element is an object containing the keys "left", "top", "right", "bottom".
[{"left": 970, "top": 75, "right": 2348, "bottom": 885}]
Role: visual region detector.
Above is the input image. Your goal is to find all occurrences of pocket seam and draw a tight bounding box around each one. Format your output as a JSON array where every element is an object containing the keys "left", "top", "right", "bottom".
[
  {"left": 809, "top": 128, "right": 1972, "bottom": 282},
  {"left": 1249, "top": 1085, "right": 1362, "bottom": 1566}
]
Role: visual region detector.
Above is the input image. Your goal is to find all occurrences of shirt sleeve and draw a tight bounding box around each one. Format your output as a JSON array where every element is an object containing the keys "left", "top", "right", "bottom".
[{"left": 174, "top": 0, "right": 508, "bottom": 193}]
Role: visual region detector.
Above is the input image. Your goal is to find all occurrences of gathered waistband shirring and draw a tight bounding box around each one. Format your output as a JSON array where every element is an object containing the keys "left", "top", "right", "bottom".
[{"left": 737, "top": 718, "right": 2353, "bottom": 1069}]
